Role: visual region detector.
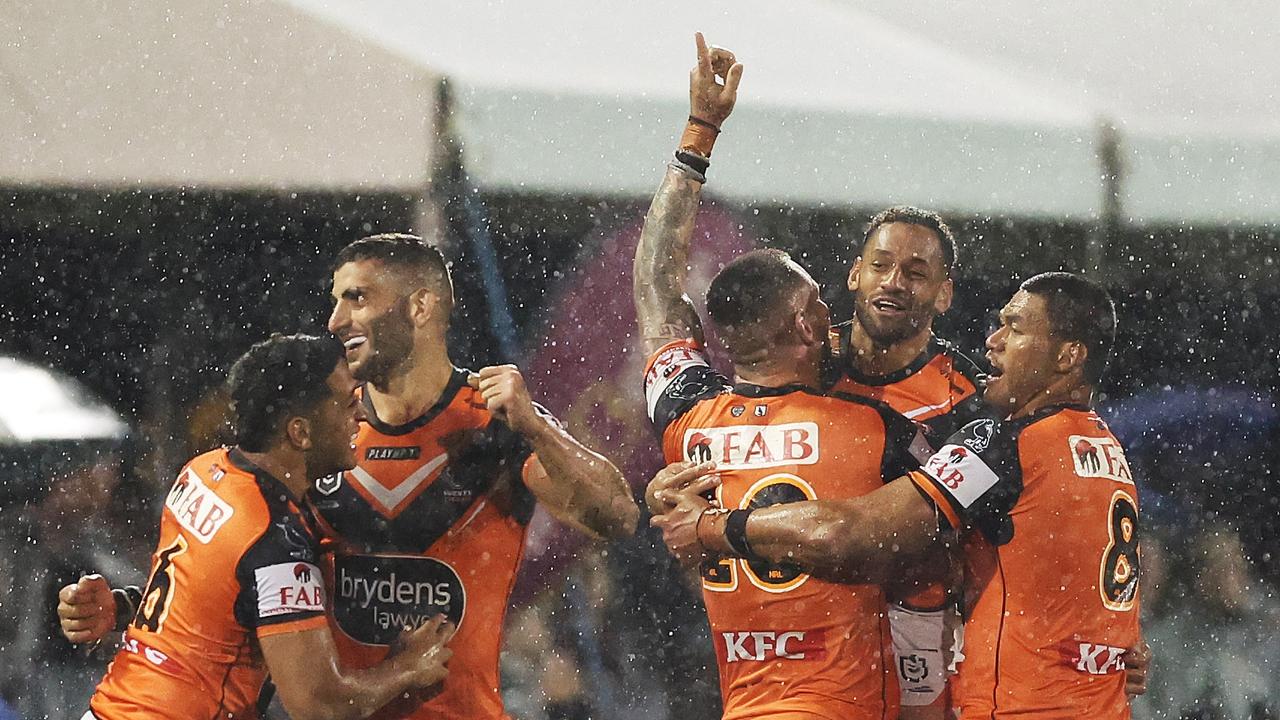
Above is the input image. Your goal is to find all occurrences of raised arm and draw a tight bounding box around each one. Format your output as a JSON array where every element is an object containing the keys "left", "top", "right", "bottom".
[
  {"left": 470, "top": 365, "right": 638, "bottom": 539},
  {"left": 634, "top": 32, "right": 744, "bottom": 355}
]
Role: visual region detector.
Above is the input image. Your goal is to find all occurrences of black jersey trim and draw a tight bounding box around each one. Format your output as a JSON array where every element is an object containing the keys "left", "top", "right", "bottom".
[
  {"left": 840, "top": 335, "right": 944, "bottom": 386},
  {"left": 1005, "top": 402, "right": 1092, "bottom": 431},
  {"left": 227, "top": 448, "right": 304, "bottom": 505},
  {"left": 360, "top": 368, "right": 470, "bottom": 436}
]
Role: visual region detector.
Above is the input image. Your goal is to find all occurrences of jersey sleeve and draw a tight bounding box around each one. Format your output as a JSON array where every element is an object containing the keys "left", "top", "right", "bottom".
[
  {"left": 907, "top": 418, "right": 1023, "bottom": 545},
  {"left": 233, "top": 511, "right": 327, "bottom": 638},
  {"left": 642, "top": 339, "right": 731, "bottom": 436},
  {"left": 876, "top": 403, "right": 926, "bottom": 481}
]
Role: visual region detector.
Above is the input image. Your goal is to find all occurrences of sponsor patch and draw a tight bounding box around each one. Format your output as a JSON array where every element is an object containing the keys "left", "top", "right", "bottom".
[
  {"left": 165, "top": 468, "right": 234, "bottom": 544},
  {"left": 1060, "top": 640, "right": 1127, "bottom": 675},
  {"left": 365, "top": 446, "right": 421, "bottom": 461},
  {"left": 717, "top": 629, "right": 827, "bottom": 663},
  {"left": 681, "top": 423, "right": 819, "bottom": 469},
  {"left": 1068, "top": 435, "right": 1133, "bottom": 484},
  {"left": 255, "top": 562, "right": 325, "bottom": 618},
  {"left": 333, "top": 554, "right": 466, "bottom": 646},
  {"left": 644, "top": 342, "right": 711, "bottom": 421},
  {"left": 922, "top": 444, "right": 1000, "bottom": 509}
]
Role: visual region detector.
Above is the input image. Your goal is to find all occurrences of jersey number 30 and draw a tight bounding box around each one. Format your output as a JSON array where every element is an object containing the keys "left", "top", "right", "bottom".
[{"left": 1099, "top": 491, "right": 1139, "bottom": 611}]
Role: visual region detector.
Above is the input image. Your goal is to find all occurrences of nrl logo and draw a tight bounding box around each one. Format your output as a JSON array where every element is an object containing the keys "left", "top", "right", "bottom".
[
  {"left": 962, "top": 419, "right": 996, "bottom": 453},
  {"left": 315, "top": 473, "right": 343, "bottom": 496},
  {"left": 900, "top": 654, "right": 929, "bottom": 683}
]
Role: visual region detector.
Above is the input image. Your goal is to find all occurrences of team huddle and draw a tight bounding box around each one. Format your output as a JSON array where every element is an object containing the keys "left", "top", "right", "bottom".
[{"left": 56, "top": 34, "right": 1145, "bottom": 720}]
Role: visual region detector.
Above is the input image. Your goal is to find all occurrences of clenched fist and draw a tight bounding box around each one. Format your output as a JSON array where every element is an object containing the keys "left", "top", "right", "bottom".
[{"left": 468, "top": 365, "right": 543, "bottom": 436}]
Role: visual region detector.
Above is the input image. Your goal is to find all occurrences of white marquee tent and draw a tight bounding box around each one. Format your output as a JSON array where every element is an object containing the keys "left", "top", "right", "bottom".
[{"left": 1, "top": 1, "right": 1274, "bottom": 224}]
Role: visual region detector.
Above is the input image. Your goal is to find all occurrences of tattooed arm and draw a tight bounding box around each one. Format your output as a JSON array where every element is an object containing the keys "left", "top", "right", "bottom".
[{"left": 633, "top": 32, "right": 744, "bottom": 355}]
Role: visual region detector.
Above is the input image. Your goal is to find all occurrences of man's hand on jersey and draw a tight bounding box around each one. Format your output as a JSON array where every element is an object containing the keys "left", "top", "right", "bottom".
[
  {"left": 650, "top": 473, "right": 721, "bottom": 566},
  {"left": 58, "top": 574, "right": 115, "bottom": 644},
  {"left": 395, "top": 615, "right": 456, "bottom": 689},
  {"left": 469, "top": 365, "right": 542, "bottom": 436},
  {"left": 689, "top": 31, "right": 743, "bottom": 127},
  {"left": 1124, "top": 640, "right": 1150, "bottom": 696},
  {"left": 644, "top": 459, "right": 718, "bottom": 515}
]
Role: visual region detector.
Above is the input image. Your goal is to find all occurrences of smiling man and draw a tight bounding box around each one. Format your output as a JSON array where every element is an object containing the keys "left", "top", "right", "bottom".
[
  {"left": 653, "top": 272, "right": 1145, "bottom": 718},
  {"left": 60, "top": 235, "right": 638, "bottom": 720}
]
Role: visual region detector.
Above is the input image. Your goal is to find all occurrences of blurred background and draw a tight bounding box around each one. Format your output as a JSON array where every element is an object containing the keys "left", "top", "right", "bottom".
[{"left": 1, "top": 1, "right": 1278, "bottom": 719}]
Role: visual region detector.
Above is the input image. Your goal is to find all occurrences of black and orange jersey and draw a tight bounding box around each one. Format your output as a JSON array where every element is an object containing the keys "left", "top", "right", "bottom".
[
  {"left": 309, "top": 368, "right": 538, "bottom": 720},
  {"left": 827, "top": 323, "right": 987, "bottom": 449},
  {"left": 909, "top": 406, "right": 1141, "bottom": 718},
  {"left": 90, "top": 448, "right": 328, "bottom": 720},
  {"left": 645, "top": 339, "right": 920, "bottom": 720}
]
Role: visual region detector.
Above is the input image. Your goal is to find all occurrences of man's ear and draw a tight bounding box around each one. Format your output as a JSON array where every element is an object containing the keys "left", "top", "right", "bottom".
[
  {"left": 1056, "top": 340, "right": 1087, "bottom": 375},
  {"left": 847, "top": 258, "right": 862, "bottom": 293},
  {"left": 934, "top": 277, "right": 954, "bottom": 314},
  {"left": 285, "top": 416, "right": 312, "bottom": 451},
  {"left": 795, "top": 307, "right": 820, "bottom": 346},
  {"left": 408, "top": 288, "right": 435, "bottom": 328}
]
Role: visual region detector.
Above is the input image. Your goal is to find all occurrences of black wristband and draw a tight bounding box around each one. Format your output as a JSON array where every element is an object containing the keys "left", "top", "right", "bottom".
[
  {"left": 674, "top": 149, "right": 710, "bottom": 175},
  {"left": 112, "top": 586, "right": 142, "bottom": 631},
  {"left": 688, "top": 115, "right": 722, "bottom": 134},
  {"left": 724, "top": 508, "right": 756, "bottom": 559}
]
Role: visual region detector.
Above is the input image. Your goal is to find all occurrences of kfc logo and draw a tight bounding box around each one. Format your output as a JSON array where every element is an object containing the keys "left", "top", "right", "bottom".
[
  {"left": 718, "top": 629, "right": 827, "bottom": 663},
  {"left": 294, "top": 564, "right": 312, "bottom": 583},
  {"left": 1061, "top": 641, "right": 1127, "bottom": 675},
  {"left": 1068, "top": 435, "right": 1133, "bottom": 484},
  {"left": 681, "top": 423, "right": 819, "bottom": 470}
]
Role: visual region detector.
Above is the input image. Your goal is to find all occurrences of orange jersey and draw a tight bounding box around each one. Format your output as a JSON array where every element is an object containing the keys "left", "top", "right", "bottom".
[
  {"left": 309, "top": 369, "right": 539, "bottom": 720},
  {"left": 645, "top": 339, "right": 920, "bottom": 720},
  {"left": 827, "top": 326, "right": 986, "bottom": 447},
  {"left": 910, "top": 406, "right": 1141, "bottom": 718},
  {"left": 90, "top": 448, "right": 328, "bottom": 720}
]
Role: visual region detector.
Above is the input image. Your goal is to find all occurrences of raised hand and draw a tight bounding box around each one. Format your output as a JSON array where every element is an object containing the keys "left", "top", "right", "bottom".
[
  {"left": 396, "top": 614, "right": 456, "bottom": 689},
  {"left": 689, "top": 31, "right": 744, "bottom": 128}
]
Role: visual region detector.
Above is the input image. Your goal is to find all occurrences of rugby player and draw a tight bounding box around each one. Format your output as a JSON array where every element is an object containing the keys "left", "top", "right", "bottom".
[
  {"left": 636, "top": 33, "right": 921, "bottom": 719},
  {"left": 638, "top": 32, "right": 975, "bottom": 717},
  {"left": 654, "top": 273, "right": 1145, "bottom": 718},
  {"left": 60, "top": 235, "right": 638, "bottom": 720},
  {"left": 69, "top": 333, "right": 455, "bottom": 720}
]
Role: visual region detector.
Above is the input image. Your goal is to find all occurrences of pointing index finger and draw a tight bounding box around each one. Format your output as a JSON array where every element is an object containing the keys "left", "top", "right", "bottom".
[{"left": 694, "top": 31, "right": 711, "bottom": 72}]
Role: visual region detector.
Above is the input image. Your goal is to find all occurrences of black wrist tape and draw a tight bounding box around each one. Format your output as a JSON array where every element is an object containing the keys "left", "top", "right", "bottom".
[{"left": 724, "top": 508, "right": 756, "bottom": 559}]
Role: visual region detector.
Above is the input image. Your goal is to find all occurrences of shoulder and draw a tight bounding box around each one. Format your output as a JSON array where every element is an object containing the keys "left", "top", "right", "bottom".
[
  {"left": 643, "top": 339, "right": 731, "bottom": 434},
  {"left": 930, "top": 335, "right": 987, "bottom": 387},
  {"left": 165, "top": 449, "right": 273, "bottom": 549}
]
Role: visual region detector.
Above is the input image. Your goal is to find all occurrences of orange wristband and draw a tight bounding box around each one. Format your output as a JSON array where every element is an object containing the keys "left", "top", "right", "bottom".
[{"left": 680, "top": 119, "right": 719, "bottom": 157}]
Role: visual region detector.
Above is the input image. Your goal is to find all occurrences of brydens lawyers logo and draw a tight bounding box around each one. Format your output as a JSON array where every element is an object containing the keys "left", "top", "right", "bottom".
[
  {"left": 718, "top": 629, "right": 826, "bottom": 663},
  {"left": 682, "top": 422, "right": 819, "bottom": 469}
]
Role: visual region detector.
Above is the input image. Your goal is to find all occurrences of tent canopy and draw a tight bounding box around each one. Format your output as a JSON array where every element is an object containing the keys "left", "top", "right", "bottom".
[
  {"left": 840, "top": 0, "right": 1280, "bottom": 224},
  {"left": 3, "top": 1, "right": 1273, "bottom": 222}
]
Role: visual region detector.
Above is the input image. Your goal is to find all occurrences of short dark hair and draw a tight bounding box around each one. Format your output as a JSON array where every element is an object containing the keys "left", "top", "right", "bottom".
[
  {"left": 333, "top": 233, "right": 452, "bottom": 298},
  {"left": 706, "top": 249, "right": 811, "bottom": 357},
  {"left": 226, "top": 333, "right": 344, "bottom": 452},
  {"left": 1020, "top": 272, "right": 1117, "bottom": 385},
  {"left": 861, "top": 205, "right": 958, "bottom": 272}
]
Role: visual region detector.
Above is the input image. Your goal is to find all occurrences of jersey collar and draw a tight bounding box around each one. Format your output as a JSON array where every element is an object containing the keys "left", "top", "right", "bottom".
[{"left": 359, "top": 367, "right": 470, "bottom": 436}]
